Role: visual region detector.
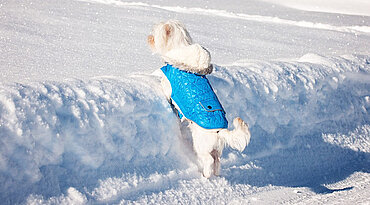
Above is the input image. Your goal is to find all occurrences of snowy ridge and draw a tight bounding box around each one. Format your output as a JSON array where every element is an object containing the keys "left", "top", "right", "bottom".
[
  {"left": 79, "top": 0, "right": 370, "bottom": 34},
  {"left": 216, "top": 54, "right": 370, "bottom": 135},
  {"left": 0, "top": 75, "right": 185, "bottom": 203},
  {"left": 1, "top": 54, "right": 369, "bottom": 204},
  {"left": 260, "top": 0, "right": 370, "bottom": 16}
]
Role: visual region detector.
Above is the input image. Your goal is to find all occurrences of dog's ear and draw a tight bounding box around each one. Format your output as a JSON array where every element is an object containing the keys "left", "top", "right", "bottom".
[
  {"left": 147, "top": 35, "right": 154, "bottom": 44},
  {"left": 164, "top": 24, "right": 172, "bottom": 37},
  {"left": 147, "top": 35, "right": 155, "bottom": 49}
]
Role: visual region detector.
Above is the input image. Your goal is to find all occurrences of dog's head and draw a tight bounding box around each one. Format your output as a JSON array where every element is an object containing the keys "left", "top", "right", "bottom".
[
  {"left": 147, "top": 20, "right": 193, "bottom": 55},
  {"left": 148, "top": 20, "right": 212, "bottom": 75}
]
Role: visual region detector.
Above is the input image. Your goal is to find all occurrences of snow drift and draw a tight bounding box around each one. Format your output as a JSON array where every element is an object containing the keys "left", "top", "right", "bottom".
[
  {"left": 0, "top": 54, "right": 369, "bottom": 204},
  {"left": 0, "top": 74, "right": 184, "bottom": 203}
]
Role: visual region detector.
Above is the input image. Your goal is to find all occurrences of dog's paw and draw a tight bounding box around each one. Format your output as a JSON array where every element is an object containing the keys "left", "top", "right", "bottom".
[{"left": 202, "top": 169, "right": 212, "bottom": 179}]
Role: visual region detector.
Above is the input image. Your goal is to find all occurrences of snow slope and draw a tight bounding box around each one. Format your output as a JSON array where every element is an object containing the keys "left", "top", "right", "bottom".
[
  {"left": 1, "top": 0, "right": 370, "bottom": 204},
  {"left": 2, "top": 0, "right": 370, "bottom": 82},
  {"left": 260, "top": 0, "right": 370, "bottom": 16}
]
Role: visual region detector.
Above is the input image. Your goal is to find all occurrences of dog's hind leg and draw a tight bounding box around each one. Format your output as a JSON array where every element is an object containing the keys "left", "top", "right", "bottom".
[
  {"left": 211, "top": 150, "right": 220, "bottom": 176},
  {"left": 190, "top": 123, "right": 219, "bottom": 178}
]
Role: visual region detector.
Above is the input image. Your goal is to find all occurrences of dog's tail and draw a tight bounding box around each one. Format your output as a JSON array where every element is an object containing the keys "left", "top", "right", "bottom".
[{"left": 218, "top": 117, "right": 251, "bottom": 152}]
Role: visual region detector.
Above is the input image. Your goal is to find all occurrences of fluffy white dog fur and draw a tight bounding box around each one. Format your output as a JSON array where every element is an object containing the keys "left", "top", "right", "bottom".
[{"left": 148, "top": 20, "right": 251, "bottom": 178}]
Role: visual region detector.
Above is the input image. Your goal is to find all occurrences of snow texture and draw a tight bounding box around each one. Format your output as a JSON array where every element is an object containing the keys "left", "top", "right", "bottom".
[
  {"left": 260, "top": 0, "right": 370, "bottom": 16},
  {"left": 1, "top": 54, "right": 369, "bottom": 204},
  {"left": 1, "top": 0, "right": 370, "bottom": 204}
]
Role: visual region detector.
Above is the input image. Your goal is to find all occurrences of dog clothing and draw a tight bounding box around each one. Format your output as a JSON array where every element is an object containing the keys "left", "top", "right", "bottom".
[{"left": 161, "top": 64, "right": 228, "bottom": 129}]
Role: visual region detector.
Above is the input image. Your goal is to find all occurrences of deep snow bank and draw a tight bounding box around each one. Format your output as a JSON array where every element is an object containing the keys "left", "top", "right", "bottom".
[
  {"left": 214, "top": 54, "right": 370, "bottom": 194},
  {"left": 0, "top": 54, "right": 369, "bottom": 204},
  {"left": 213, "top": 54, "right": 370, "bottom": 138},
  {"left": 0, "top": 75, "right": 184, "bottom": 203}
]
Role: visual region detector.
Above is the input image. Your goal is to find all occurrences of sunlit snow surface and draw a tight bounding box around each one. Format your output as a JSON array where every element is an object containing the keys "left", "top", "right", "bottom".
[{"left": 1, "top": 0, "right": 370, "bottom": 204}]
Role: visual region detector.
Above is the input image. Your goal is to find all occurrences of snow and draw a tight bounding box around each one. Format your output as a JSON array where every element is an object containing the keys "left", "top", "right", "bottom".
[
  {"left": 1, "top": 0, "right": 370, "bottom": 204},
  {"left": 260, "top": 0, "right": 370, "bottom": 16}
]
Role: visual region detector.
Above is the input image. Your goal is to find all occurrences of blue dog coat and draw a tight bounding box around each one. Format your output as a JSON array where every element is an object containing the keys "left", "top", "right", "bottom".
[{"left": 161, "top": 64, "right": 228, "bottom": 129}]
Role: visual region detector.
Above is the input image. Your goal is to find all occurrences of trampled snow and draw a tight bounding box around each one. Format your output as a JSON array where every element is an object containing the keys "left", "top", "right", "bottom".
[{"left": 1, "top": 0, "right": 370, "bottom": 204}]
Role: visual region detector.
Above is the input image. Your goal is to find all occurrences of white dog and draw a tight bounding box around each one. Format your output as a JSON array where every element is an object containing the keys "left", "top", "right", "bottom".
[{"left": 148, "top": 20, "right": 251, "bottom": 178}]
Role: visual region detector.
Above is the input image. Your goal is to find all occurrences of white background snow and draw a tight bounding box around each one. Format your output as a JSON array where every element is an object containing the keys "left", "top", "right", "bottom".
[{"left": 1, "top": 0, "right": 370, "bottom": 204}]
